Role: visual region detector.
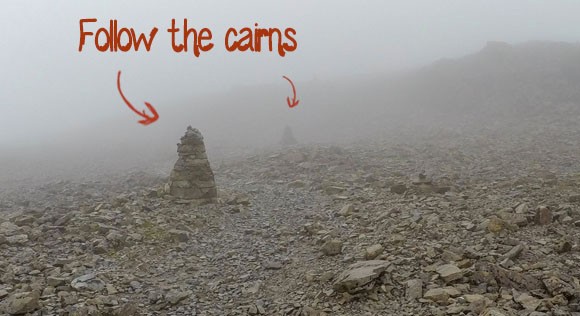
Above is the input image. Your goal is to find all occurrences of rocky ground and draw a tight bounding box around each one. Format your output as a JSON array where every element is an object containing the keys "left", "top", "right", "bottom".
[{"left": 2, "top": 124, "right": 580, "bottom": 316}]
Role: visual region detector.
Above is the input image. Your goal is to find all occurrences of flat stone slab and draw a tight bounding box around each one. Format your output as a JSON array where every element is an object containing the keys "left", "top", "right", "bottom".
[{"left": 333, "top": 260, "right": 390, "bottom": 294}]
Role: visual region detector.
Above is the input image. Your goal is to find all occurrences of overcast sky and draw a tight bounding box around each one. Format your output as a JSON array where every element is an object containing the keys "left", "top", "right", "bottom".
[{"left": 1, "top": 0, "right": 580, "bottom": 146}]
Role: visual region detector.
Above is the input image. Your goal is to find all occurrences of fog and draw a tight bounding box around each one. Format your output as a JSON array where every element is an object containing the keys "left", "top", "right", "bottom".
[
  {"left": 5, "top": 3, "right": 580, "bottom": 314},
  {"left": 2, "top": 1, "right": 580, "bottom": 184}
]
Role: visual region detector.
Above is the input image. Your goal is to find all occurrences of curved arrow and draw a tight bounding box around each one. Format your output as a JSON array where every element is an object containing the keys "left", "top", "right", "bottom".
[
  {"left": 117, "top": 70, "right": 159, "bottom": 125},
  {"left": 282, "top": 75, "right": 300, "bottom": 108}
]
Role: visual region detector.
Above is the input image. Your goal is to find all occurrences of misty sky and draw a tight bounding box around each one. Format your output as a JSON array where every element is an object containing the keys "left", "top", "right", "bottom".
[{"left": 1, "top": 1, "right": 580, "bottom": 146}]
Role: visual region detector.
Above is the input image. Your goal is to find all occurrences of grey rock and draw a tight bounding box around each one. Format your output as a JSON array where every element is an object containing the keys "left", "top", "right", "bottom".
[
  {"left": 6, "top": 234, "right": 28, "bottom": 245},
  {"left": 169, "top": 229, "right": 190, "bottom": 242},
  {"left": 513, "top": 291, "right": 541, "bottom": 311},
  {"left": 555, "top": 239, "right": 572, "bottom": 254},
  {"left": 406, "top": 279, "right": 423, "bottom": 301},
  {"left": 47, "top": 276, "right": 68, "bottom": 287},
  {"left": 0, "top": 222, "right": 20, "bottom": 236},
  {"left": 515, "top": 203, "right": 529, "bottom": 214},
  {"left": 436, "top": 264, "right": 463, "bottom": 283},
  {"left": 58, "top": 290, "right": 78, "bottom": 306},
  {"left": 321, "top": 239, "right": 343, "bottom": 256},
  {"left": 263, "top": 261, "right": 283, "bottom": 270},
  {"left": 288, "top": 180, "right": 306, "bottom": 188},
  {"left": 54, "top": 213, "right": 74, "bottom": 226},
  {"left": 543, "top": 276, "right": 574, "bottom": 297},
  {"left": 117, "top": 302, "right": 139, "bottom": 316},
  {"left": 333, "top": 260, "right": 390, "bottom": 294},
  {"left": 4, "top": 291, "right": 39, "bottom": 315},
  {"left": 323, "top": 186, "right": 346, "bottom": 195},
  {"left": 535, "top": 206, "right": 552, "bottom": 225},
  {"left": 13, "top": 215, "right": 35, "bottom": 227},
  {"left": 71, "top": 273, "right": 105, "bottom": 292},
  {"left": 423, "top": 288, "right": 449, "bottom": 303},
  {"left": 480, "top": 308, "right": 514, "bottom": 316},
  {"left": 166, "top": 289, "right": 191, "bottom": 305},
  {"left": 390, "top": 184, "right": 407, "bottom": 194},
  {"left": 364, "top": 244, "right": 384, "bottom": 260},
  {"left": 338, "top": 204, "right": 354, "bottom": 217}
]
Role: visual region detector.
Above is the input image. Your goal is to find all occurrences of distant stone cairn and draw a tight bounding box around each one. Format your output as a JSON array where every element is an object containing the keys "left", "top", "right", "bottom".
[
  {"left": 168, "top": 126, "right": 217, "bottom": 201},
  {"left": 280, "top": 125, "right": 298, "bottom": 146}
]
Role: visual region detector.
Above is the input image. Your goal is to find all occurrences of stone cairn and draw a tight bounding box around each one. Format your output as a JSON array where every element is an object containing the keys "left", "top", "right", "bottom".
[
  {"left": 168, "top": 126, "right": 217, "bottom": 202},
  {"left": 280, "top": 125, "right": 298, "bottom": 146}
]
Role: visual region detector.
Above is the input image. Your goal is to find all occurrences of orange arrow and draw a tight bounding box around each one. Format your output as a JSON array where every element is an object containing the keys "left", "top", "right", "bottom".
[
  {"left": 117, "top": 70, "right": 159, "bottom": 125},
  {"left": 282, "top": 75, "right": 299, "bottom": 108}
]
